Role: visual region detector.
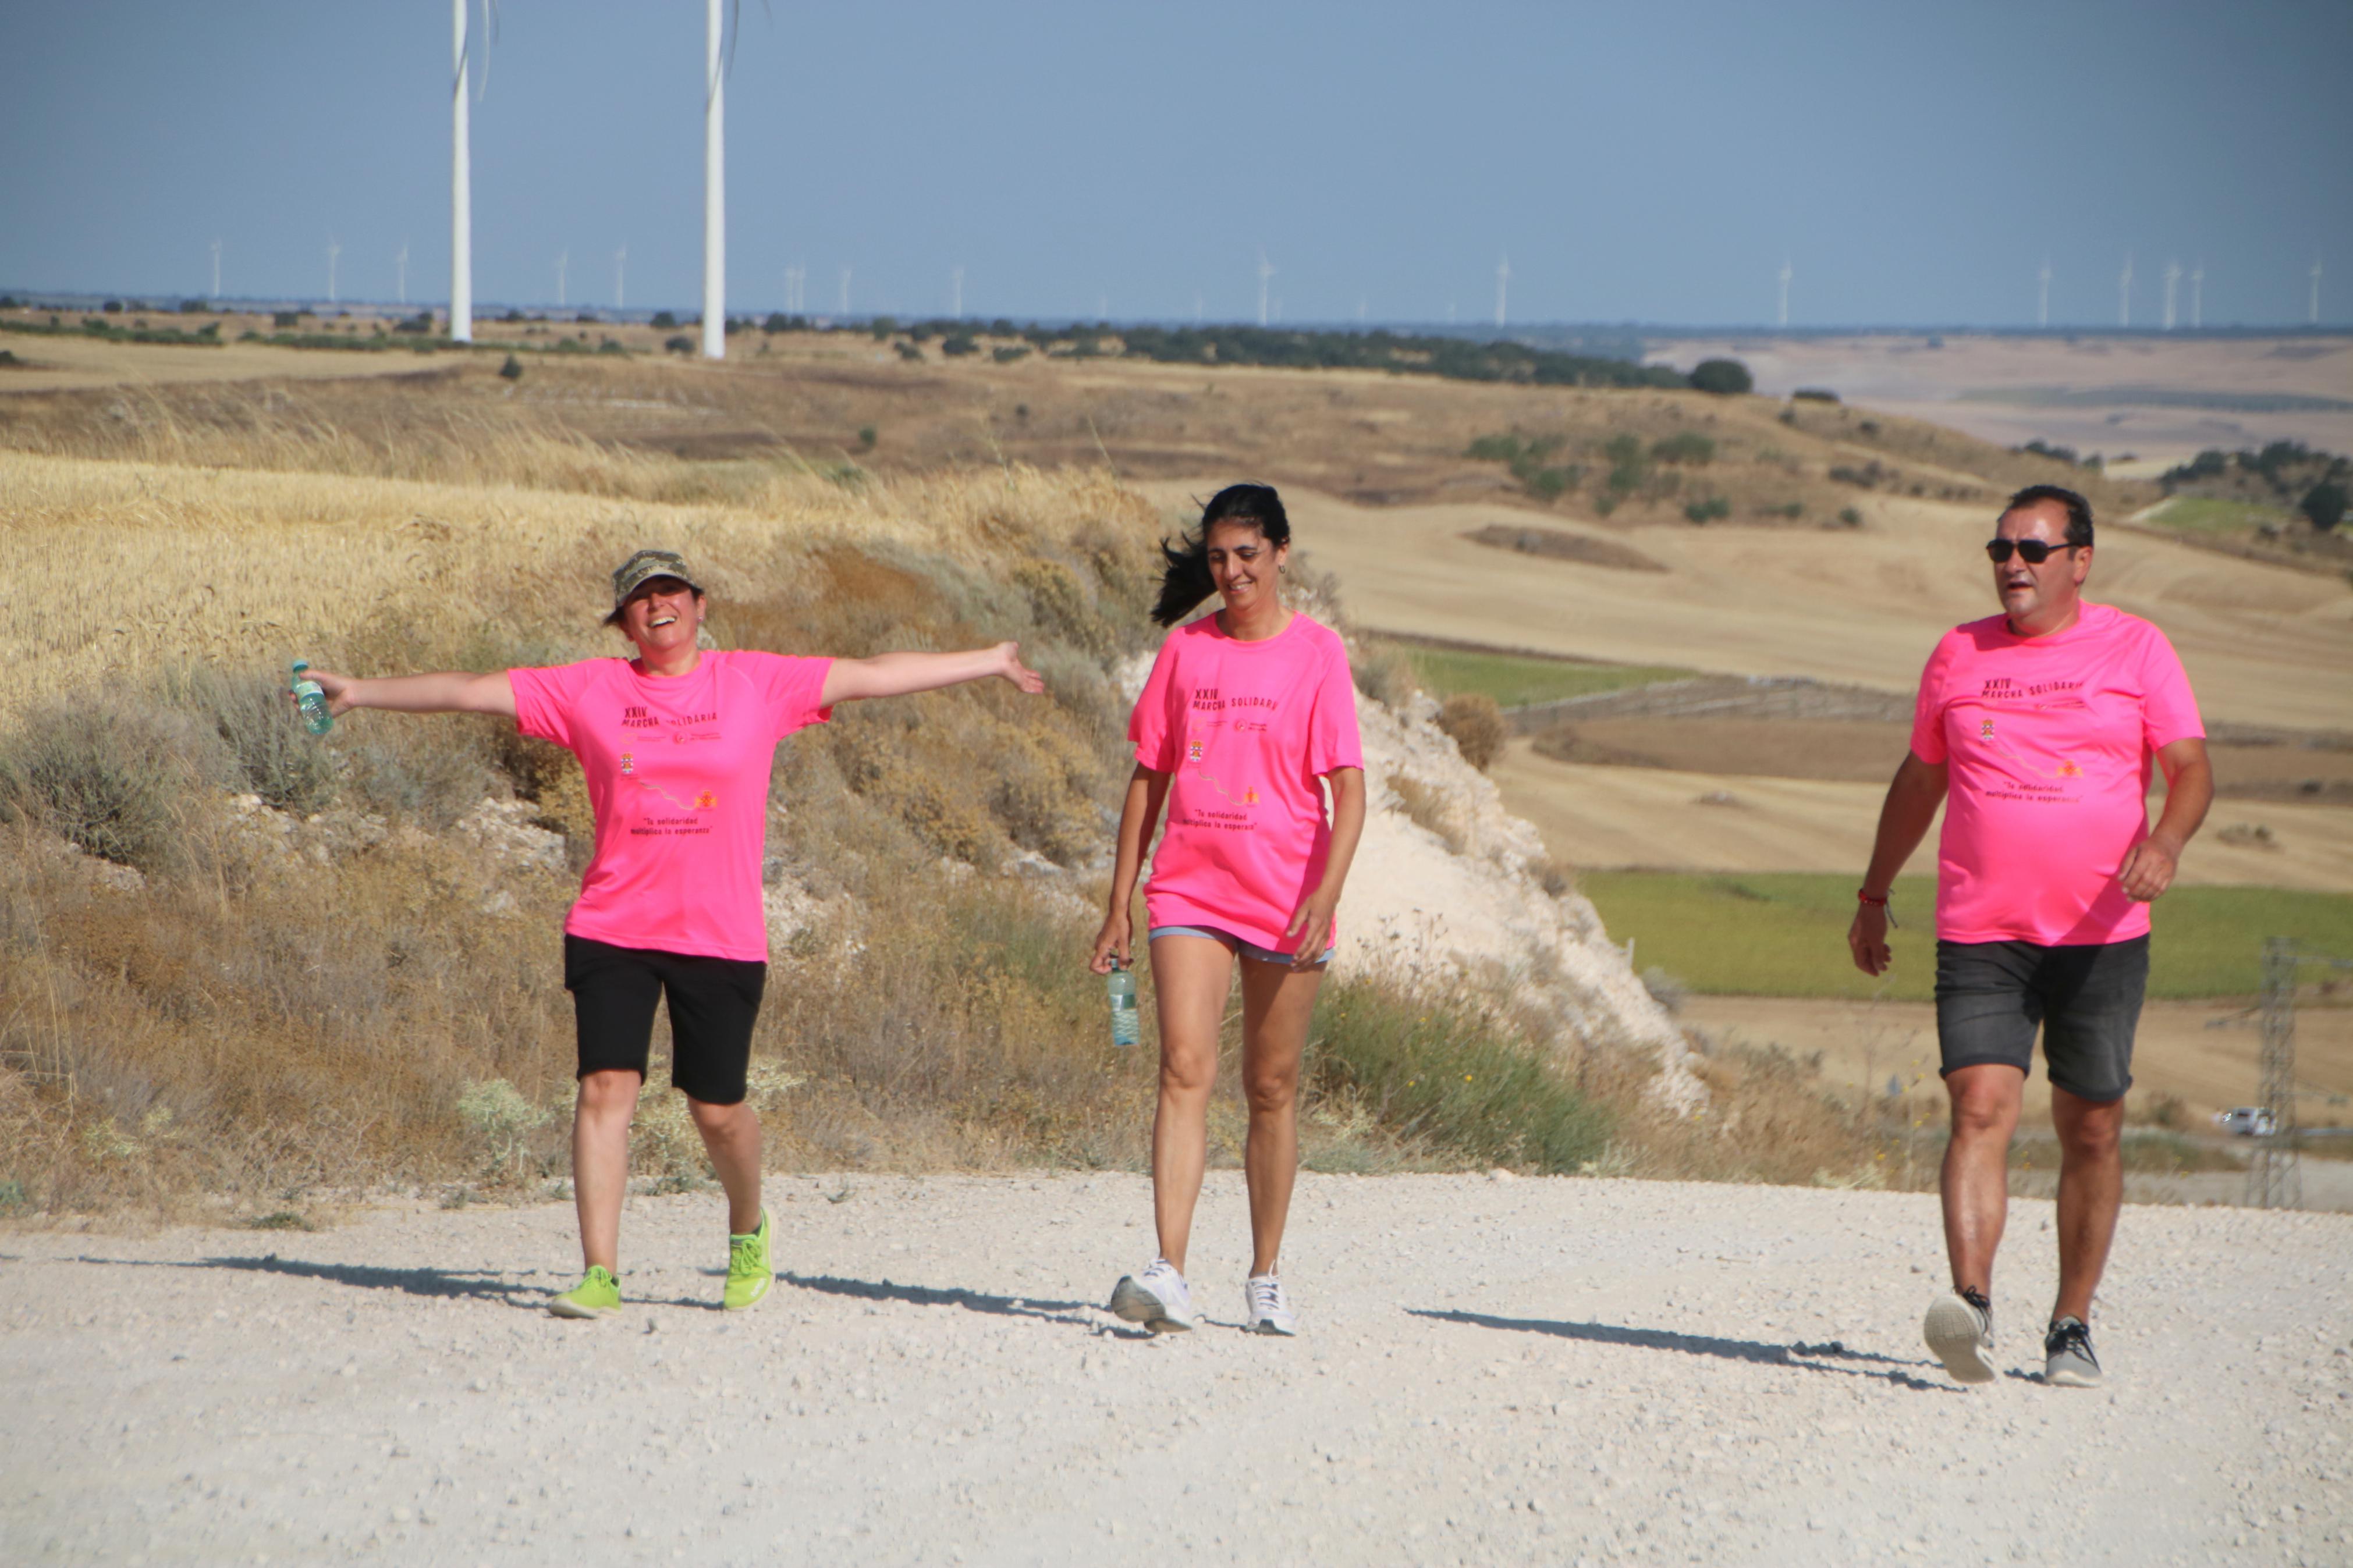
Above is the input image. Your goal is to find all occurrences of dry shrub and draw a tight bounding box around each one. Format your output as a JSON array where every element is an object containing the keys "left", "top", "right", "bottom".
[
  {"left": 1435, "top": 692, "right": 1509, "bottom": 771},
  {"left": 1587, "top": 1041, "right": 1921, "bottom": 1189},
  {"left": 1389, "top": 773, "right": 1468, "bottom": 855}
]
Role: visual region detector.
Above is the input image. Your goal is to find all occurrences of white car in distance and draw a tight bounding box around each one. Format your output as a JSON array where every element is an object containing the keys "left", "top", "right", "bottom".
[{"left": 2214, "top": 1107, "right": 2276, "bottom": 1137}]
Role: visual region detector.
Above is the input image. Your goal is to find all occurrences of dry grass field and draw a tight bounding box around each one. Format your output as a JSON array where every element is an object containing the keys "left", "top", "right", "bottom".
[{"left": 5, "top": 324, "right": 2344, "bottom": 1216}]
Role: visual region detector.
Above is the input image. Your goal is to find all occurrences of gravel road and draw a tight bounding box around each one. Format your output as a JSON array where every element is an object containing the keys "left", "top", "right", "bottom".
[{"left": 5, "top": 1174, "right": 2348, "bottom": 1566}]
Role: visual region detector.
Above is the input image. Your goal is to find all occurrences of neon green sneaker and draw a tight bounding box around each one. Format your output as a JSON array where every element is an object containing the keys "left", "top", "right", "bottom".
[
  {"left": 724, "top": 1208, "right": 773, "bottom": 1311},
  {"left": 548, "top": 1264, "right": 622, "bottom": 1319}
]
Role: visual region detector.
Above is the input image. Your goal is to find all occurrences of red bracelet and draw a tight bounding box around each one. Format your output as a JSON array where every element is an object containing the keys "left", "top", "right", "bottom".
[{"left": 1857, "top": 889, "right": 1898, "bottom": 929}]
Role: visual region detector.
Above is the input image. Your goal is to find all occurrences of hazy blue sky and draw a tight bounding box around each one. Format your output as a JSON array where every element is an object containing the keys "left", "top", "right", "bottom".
[{"left": 5, "top": 0, "right": 2347, "bottom": 327}]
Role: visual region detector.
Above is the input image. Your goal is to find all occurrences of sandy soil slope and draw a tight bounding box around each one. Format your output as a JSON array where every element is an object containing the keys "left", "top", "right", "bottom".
[
  {"left": 3, "top": 1177, "right": 2346, "bottom": 1567},
  {"left": 1678, "top": 995, "right": 2353, "bottom": 1133}
]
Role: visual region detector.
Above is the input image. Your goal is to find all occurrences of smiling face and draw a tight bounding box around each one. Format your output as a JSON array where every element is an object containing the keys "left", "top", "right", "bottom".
[
  {"left": 1991, "top": 498, "right": 2089, "bottom": 634},
  {"left": 1205, "top": 518, "right": 1286, "bottom": 614},
  {"left": 615, "top": 576, "right": 705, "bottom": 657}
]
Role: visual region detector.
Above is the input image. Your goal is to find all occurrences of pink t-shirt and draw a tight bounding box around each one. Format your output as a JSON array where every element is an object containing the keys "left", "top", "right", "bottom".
[
  {"left": 510, "top": 650, "right": 833, "bottom": 962},
  {"left": 1130, "top": 613, "right": 1364, "bottom": 954},
  {"left": 1910, "top": 602, "right": 2203, "bottom": 946}
]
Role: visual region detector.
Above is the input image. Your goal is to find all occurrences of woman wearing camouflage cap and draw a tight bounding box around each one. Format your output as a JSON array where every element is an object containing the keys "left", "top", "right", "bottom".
[{"left": 300, "top": 547, "right": 1044, "bottom": 1318}]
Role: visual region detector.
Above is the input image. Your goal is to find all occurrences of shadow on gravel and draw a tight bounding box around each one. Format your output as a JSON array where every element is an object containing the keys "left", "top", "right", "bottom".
[
  {"left": 783, "top": 1272, "right": 1104, "bottom": 1329},
  {"left": 69, "top": 1254, "right": 712, "bottom": 1310},
  {"left": 1410, "top": 1309, "right": 1954, "bottom": 1393}
]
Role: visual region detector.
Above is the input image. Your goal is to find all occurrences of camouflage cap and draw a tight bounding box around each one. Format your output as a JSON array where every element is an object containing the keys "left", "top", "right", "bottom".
[{"left": 611, "top": 548, "right": 704, "bottom": 606}]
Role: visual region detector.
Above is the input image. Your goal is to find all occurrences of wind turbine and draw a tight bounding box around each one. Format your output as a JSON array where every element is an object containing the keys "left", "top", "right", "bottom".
[
  {"left": 210, "top": 238, "right": 221, "bottom": 301},
  {"left": 2162, "top": 259, "right": 2180, "bottom": 330},
  {"left": 1257, "top": 249, "right": 1275, "bottom": 328},
  {"left": 326, "top": 237, "right": 341, "bottom": 305},
  {"left": 2038, "top": 258, "right": 2051, "bottom": 328},
  {"left": 700, "top": 0, "right": 728, "bottom": 358},
  {"left": 1495, "top": 253, "right": 1510, "bottom": 329},
  {"left": 396, "top": 241, "right": 409, "bottom": 305},
  {"left": 614, "top": 246, "right": 626, "bottom": 310},
  {"left": 952, "top": 264, "right": 964, "bottom": 319},
  {"left": 449, "top": 0, "right": 474, "bottom": 343},
  {"left": 2312, "top": 257, "right": 2324, "bottom": 325},
  {"left": 2191, "top": 260, "right": 2203, "bottom": 329},
  {"left": 2117, "top": 252, "right": 2133, "bottom": 328},
  {"left": 1777, "top": 257, "right": 1792, "bottom": 329}
]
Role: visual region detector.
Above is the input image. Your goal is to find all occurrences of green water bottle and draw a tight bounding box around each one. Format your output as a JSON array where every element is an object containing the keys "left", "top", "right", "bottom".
[
  {"left": 290, "top": 659, "right": 333, "bottom": 736},
  {"left": 1107, "top": 959, "right": 1140, "bottom": 1048}
]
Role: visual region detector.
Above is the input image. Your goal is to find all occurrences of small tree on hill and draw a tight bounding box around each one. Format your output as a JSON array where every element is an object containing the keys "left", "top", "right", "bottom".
[
  {"left": 2301, "top": 482, "right": 2347, "bottom": 533},
  {"left": 1690, "top": 358, "right": 1753, "bottom": 395}
]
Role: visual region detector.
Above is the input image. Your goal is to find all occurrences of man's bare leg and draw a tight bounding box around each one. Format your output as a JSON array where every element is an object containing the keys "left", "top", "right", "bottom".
[
  {"left": 1940, "top": 1063, "right": 2025, "bottom": 1296},
  {"left": 2049, "top": 1085, "right": 2125, "bottom": 1324}
]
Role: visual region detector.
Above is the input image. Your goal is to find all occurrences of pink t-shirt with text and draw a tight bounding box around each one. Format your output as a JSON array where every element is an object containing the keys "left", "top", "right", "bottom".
[
  {"left": 1130, "top": 613, "right": 1364, "bottom": 955},
  {"left": 510, "top": 650, "right": 832, "bottom": 962},
  {"left": 1909, "top": 602, "right": 2203, "bottom": 946}
]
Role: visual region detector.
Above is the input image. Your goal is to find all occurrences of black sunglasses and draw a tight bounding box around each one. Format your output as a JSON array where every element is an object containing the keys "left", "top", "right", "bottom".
[{"left": 1985, "top": 538, "right": 2072, "bottom": 564}]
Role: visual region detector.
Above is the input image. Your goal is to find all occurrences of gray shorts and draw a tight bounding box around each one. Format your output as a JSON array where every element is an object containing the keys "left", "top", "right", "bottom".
[
  {"left": 1149, "top": 924, "right": 1335, "bottom": 967},
  {"left": 1934, "top": 936, "right": 2148, "bottom": 1103}
]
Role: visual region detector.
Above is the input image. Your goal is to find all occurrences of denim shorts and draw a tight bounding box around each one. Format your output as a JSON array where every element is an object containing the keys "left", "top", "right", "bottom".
[
  {"left": 1933, "top": 936, "right": 2148, "bottom": 1103},
  {"left": 1149, "top": 924, "right": 1335, "bottom": 967}
]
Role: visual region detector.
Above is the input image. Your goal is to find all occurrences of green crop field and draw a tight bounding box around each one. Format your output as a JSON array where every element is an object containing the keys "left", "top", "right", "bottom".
[
  {"left": 1383, "top": 640, "right": 1692, "bottom": 710},
  {"left": 1578, "top": 872, "right": 2353, "bottom": 1001},
  {"left": 2144, "top": 496, "right": 2296, "bottom": 536}
]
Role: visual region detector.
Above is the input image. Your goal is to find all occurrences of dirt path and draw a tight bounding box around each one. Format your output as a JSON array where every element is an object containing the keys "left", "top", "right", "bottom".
[{"left": 4, "top": 1175, "right": 2347, "bottom": 1566}]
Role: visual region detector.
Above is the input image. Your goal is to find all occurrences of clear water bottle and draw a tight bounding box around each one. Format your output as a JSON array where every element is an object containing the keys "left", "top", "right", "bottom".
[
  {"left": 290, "top": 659, "right": 333, "bottom": 736},
  {"left": 1106, "top": 959, "right": 1140, "bottom": 1048}
]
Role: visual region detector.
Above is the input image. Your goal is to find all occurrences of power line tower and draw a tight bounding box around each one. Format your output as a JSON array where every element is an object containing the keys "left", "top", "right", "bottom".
[{"left": 2245, "top": 938, "right": 2300, "bottom": 1210}]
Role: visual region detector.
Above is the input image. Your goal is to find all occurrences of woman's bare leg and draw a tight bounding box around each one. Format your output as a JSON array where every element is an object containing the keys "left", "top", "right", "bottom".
[
  {"left": 1236, "top": 956, "right": 1325, "bottom": 1277},
  {"left": 1147, "top": 935, "right": 1236, "bottom": 1273},
  {"left": 572, "top": 1069, "right": 643, "bottom": 1272}
]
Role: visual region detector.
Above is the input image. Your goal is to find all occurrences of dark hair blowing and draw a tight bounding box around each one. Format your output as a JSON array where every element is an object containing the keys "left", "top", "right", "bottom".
[
  {"left": 1150, "top": 482, "right": 1293, "bottom": 626},
  {"left": 2003, "top": 483, "right": 2093, "bottom": 549}
]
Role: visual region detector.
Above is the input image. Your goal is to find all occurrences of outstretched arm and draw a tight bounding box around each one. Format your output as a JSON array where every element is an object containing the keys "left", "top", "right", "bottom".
[
  {"left": 1280, "top": 766, "right": 1367, "bottom": 965},
  {"left": 1847, "top": 750, "right": 1947, "bottom": 976},
  {"left": 301, "top": 669, "right": 516, "bottom": 720},
  {"left": 820, "top": 642, "right": 1044, "bottom": 706}
]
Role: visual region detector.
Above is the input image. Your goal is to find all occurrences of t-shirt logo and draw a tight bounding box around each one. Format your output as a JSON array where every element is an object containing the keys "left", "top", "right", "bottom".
[
  {"left": 2057, "top": 759, "right": 2082, "bottom": 778},
  {"left": 1243, "top": 787, "right": 1259, "bottom": 805},
  {"left": 694, "top": 791, "right": 718, "bottom": 809},
  {"left": 1980, "top": 719, "right": 1995, "bottom": 739},
  {"left": 1188, "top": 739, "right": 1204, "bottom": 762},
  {"left": 619, "top": 752, "right": 635, "bottom": 774}
]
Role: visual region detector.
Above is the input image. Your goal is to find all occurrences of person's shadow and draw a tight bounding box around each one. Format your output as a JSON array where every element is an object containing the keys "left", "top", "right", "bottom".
[
  {"left": 67, "top": 1254, "right": 709, "bottom": 1309},
  {"left": 1410, "top": 1309, "right": 1954, "bottom": 1393},
  {"left": 782, "top": 1272, "right": 1134, "bottom": 1332}
]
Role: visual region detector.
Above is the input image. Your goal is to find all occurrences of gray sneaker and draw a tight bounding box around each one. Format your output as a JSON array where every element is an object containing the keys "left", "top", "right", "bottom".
[
  {"left": 1923, "top": 1288, "right": 1996, "bottom": 1385},
  {"left": 2044, "top": 1316, "right": 2102, "bottom": 1388},
  {"left": 1108, "top": 1258, "right": 1195, "bottom": 1334}
]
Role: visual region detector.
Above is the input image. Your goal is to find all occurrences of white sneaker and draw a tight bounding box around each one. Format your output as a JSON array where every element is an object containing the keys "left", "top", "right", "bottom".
[
  {"left": 1108, "top": 1258, "right": 1194, "bottom": 1333},
  {"left": 1243, "top": 1274, "right": 1298, "bottom": 1336}
]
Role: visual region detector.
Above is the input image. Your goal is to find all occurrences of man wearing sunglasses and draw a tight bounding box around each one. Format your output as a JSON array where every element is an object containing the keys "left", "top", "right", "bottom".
[{"left": 1847, "top": 483, "right": 2212, "bottom": 1390}]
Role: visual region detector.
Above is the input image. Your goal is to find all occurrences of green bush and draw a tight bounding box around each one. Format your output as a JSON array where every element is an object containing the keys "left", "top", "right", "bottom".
[
  {"left": 942, "top": 333, "right": 978, "bottom": 357},
  {"left": 992, "top": 345, "right": 1030, "bottom": 363},
  {"left": 1312, "top": 976, "right": 1612, "bottom": 1172},
  {"left": 498, "top": 354, "right": 524, "bottom": 380},
  {"left": 0, "top": 701, "right": 217, "bottom": 875},
  {"left": 857, "top": 424, "right": 878, "bottom": 450},
  {"left": 1683, "top": 496, "right": 1730, "bottom": 524},
  {"left": 895, "top": 341, "right": 924, "bottom": 362},
  {"left": 1690, "top": 358, "right": 1753, "bottom": 395},
  {"left": 650, "top": 310, "right": 679, "bottom": 329},
  {"left": 2300, "top": 482, "right": 2347, "bottom": 532},
  {"left": 663, "top": 335, "right": 693, "bottom": 354},
  {"left": 869, "top": 315, "right": 899, "bottom": 341},
  {"left": 1652, "top": 431, "right": 1716, "bottom": 465},
  {"left": 272, "top": 310, "right": 301, "bottom": 328},
  {"left": 160, "top": 667, "right": 339, "bottom": 815}
]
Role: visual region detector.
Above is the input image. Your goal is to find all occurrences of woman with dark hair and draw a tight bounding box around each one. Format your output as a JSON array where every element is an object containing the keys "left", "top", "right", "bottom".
[
  {"left": 299, "top": 549, "right": 1044, "bottom": 1318},
  {"left": 1090, "top": 484, "right": 1367, "bottom": 1335}
]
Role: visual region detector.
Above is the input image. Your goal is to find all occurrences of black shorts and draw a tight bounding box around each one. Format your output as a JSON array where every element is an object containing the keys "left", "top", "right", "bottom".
[
  {"left": 563, "top": 935, "right": 767, "bottom": 1105},
  {"left": 1933, "top": 936, "right": 2148, "bottom": 1103}
]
